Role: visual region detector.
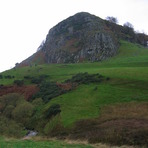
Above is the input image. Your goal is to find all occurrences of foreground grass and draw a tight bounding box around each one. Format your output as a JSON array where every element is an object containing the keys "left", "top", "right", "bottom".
[{"left": 0, "top": 137, "right": 93, "bottom": 148}]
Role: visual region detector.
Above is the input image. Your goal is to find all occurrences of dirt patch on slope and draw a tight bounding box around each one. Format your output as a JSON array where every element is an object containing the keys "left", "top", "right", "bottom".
[
  {"left": 0, "top": 85, "right": 39, "bottom": 100},
  {"left": 56, "top": 82, "right": 77, "bottom": 91}
]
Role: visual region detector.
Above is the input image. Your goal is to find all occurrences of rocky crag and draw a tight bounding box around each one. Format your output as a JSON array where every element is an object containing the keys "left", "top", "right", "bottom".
[
  {"left": 19, "top": 12, "right": 118, "bottom": 66},
  {"left": 18, "top": 12, "right": 147, "bottom": 67}
]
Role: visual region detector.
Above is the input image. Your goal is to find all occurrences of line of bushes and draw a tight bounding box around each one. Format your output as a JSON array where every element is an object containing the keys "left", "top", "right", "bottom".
[
  {"left": 65, "top": 72, "right": 108, "bottom": 84},
  {"left": 0, "top": 75, "right": 15, "bottom": 79},
  {"left": 32, "top": 81, "right": 64, "bottom": 103},
  {"left": 32, "top": 73, "right": 107, "bottom": 103}
]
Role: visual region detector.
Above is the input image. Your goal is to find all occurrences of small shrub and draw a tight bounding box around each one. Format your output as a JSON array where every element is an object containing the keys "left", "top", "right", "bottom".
[
  {"left": 65, "top": 72, "right": 105, "bottom": 84},
  {"left": 44, "top": 104, "right": 61, "bottom": 119},
  {"left": 3, "top": 105, "right": 15, "bottom": 118},
  {"left": 4, "top": 75, "right": 14, "bottom": 79},
  {"left": 44, "top": 115, "right": 63, "bottom": 136},
  {"left": 0, "top": 75, "right": 3, "bottom": 79},
  {"left": 13, "top": 80, "right": 24, "bottom": 86},
  {"left": 0, "top": 116, "right": 24, "bottom": 138},
  {"left": 106, "top": 77, "right": 110, "bottom": 81},
  {"left": 33, "top": 81, "right": 63, "bottom": 103},
  {"left": 12, "top": 102, "right": 34, "bottom": 126},
  {"left": 32, "top": 98, "right": 44, "bottom": 106},
  {"left": 24, "top": 75, "right": 31, "bottom": 79},
  {"left": 31, "top": 75, "right": 49, "bottom": 84},
  {"left": 0, "top": 84, "right": 4, "bottom": 88}
]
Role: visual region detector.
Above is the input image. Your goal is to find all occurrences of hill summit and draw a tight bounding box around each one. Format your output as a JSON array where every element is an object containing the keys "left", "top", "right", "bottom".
[
  {"left": 19, "top": 12, "right": 118, "bottom": 66},
  {"left": 19, "top": 12, "right": 147, "bottom": 67}
]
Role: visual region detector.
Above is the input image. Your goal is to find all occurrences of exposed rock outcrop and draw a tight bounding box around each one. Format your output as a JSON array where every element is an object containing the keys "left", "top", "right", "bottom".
[{"left": 19, "top": 12, "right": 119, "bottom": 66}]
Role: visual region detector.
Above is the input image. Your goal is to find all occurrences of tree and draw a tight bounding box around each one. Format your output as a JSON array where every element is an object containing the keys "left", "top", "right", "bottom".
[
  {"left": 0, "top": 93, "right": 25, "bottom": 112},
  {"left": 12, "top": 102, "right": 34, "bottom": 126},
  {"left": 123, "top": 22, "right": 134, "bottom": 30},
  {"left": 123, "top": 22, "right": 135, "bottom": 37},
  {"left": 3, "top": 105, "right": 15, "bottom": 118},
  {"left": 106, "top": 16, "right": 118, "bottom": 24},
  {"left": 15, "top": 63, "right": 19, "bottom": 67},
  {"left": 37, "top": 40, "right": 45, "bottom": 52}
]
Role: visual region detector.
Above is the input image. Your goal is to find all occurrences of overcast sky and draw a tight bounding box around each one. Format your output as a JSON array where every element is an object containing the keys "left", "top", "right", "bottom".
[{"left": 0, "top": 0, "right": 148, "bottom": 72}]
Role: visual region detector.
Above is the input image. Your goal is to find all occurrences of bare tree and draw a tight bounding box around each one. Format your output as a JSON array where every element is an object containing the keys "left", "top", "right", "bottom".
[
  {"left": 37, "top": 40, "right": 45, "bottom": 52},
  {"left": 123, "top": 22, "right": 134, "bottom": 30},
  {"left": 123, "top": 22, "right": 134, "bottom": 36},
  {"left": 106, "top": 16, "right": 118, "bottom": 24}
]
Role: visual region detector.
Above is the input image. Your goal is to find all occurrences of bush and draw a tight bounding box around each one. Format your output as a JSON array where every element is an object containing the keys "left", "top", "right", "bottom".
[
  {"left": 33, "top": 81, "right": 63, "bottom": 103},
  {"left": 0, "top": 93, "right": 25, "bottom": 113},
  {"left": 3, "top": 105, "right": 15, "bottom": 118},
  {"left": 13, "top": 80, "right": 24, "bottom": 86},
  {"left": 32, "top": 98, "right": 44, "bottom": 106},
  {"left": 44, "top": 104, "right": 61, "bottom": 119},
  {"left": 44, "top": 115, "right": 63, "bottom": 136},
  {"left": 31, "top": 75, "right": 49, "bottom": 84},
  {"left": 0, "top": 93, "right": 33, "bottom": 137},
  {"left": 24, "top": 75, "right": 31, "bottom": 79},
  {"left": 65, "top": 72, "right": 105, "bottom": 84},
  {"left": 0, "top": 75, "right": 3, "bottom": 79},
  {"left": 4, "top": 75, "right": 14, "bottom": 79},
  {"left": 0, "top": 84, "right": 4, "bottom": 88},
  {"left": 0, "top": 116, "right": 24, "bottom": 138},
  {"left": 12, "top": 102, "right": 34, "bottom": 126}
]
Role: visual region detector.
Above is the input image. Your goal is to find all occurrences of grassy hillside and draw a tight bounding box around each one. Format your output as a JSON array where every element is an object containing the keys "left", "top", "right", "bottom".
[
  {"left": 46, "top": 82, "right": 148, "bottom": 127},
  {"left": 0, "top": 40, "right": 148, "bottom": 146},
  {"left": 1, "top": 41, "right": 148, "bottom": 85},
  {"left": 1, "top": 40, "right": 148, "bottom": 125}
]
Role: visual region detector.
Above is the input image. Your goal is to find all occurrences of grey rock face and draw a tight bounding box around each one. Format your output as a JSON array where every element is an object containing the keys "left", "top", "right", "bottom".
[
  {"left": 42, "top": 12, "right": 118, "bottom": 63},
  {"left": 20, "top": 12, "right": 118, "bottom": 66}
]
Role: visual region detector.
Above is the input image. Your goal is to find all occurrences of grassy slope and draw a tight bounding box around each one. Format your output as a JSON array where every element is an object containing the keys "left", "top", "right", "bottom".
[
  {"left": 1, "top": 41, "right": 148, "bottom": 84},
  {"left": 1, "top": 40, "right": 148, "bottom": 128},
  {"left": 46, "top": 81, "right": 148, "bottom": 126},
  {"left": 45, "top": 40, "right": 148, "bottom": 126}
]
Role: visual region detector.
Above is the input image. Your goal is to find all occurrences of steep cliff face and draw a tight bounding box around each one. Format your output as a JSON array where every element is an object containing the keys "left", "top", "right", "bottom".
[{"left": 19, "top": 12, "right": 118, "bottom": 66}]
